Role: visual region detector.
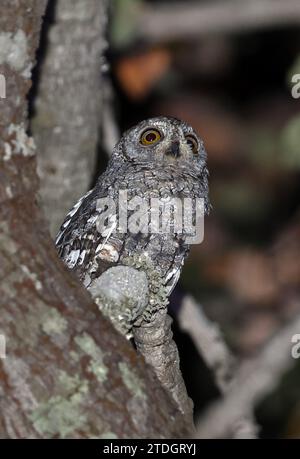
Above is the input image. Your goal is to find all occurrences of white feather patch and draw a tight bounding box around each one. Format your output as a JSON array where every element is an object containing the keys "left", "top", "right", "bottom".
[
  {"left": 87, "top": 214, "right": 98, "bottom": 225},
  {"left": 165, "top": 267, "right": 178, "bottom": 283},
  {"left": 68, "top": 189, "right": 93, "bottom": 218},
  {"left": 55, "top": 189, "right": 93, "bottom": 245},
  {"left": 77, "top": 250, "right": 87, "bottom": 265},
  {"left": 65, "top": 249, "right": 80, "bottom": 268}
]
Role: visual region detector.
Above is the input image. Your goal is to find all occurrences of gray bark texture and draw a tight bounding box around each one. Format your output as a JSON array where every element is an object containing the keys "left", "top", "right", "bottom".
[
  {"left": 0, "top": 0, "right": 192, "bottom": 439},
  {"left": 133, "top": 311, "right": 195, "bottom": 429},
  {"left": 32, "top": 0, "right": 108, "bottom": 236},
  {"left": 89, "top": 269, "right": 194, "bottom": 425}
]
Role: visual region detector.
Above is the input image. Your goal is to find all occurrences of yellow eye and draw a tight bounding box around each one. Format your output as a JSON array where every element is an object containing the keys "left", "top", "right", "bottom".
[
  {"left": 185, "top": 135, "right": 198, "bottom": 155},
  {"left": 140, "top": 129, "right": 162, "bottom": 146}
]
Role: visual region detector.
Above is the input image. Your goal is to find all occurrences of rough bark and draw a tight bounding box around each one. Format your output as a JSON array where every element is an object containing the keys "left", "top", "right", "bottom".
[
  {"left": 133, "top": 311, "right": 195, "bottom": 429},
  {"left": 32, "top": 0, "right": 108, "bottom": 236},
  {"left": 0, "top": 0, "right": 191, "bottom": 439}
]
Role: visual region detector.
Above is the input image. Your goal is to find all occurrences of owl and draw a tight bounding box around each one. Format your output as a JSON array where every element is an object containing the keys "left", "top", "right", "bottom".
[{"left": 56, "top": 117, "right": 209, "bottom": 333}]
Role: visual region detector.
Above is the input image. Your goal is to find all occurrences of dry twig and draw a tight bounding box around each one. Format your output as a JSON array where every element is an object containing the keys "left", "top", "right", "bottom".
[
  {"left": 195, "top": 312, "right": 300, "bottom": 438},
  {"left": 178, "top": 296, "right": 258, "bottom": 438}
]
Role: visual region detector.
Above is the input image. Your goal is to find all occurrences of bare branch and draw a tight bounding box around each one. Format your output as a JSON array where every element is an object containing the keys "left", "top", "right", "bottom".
[
  {"left": 138, "top": 0, "right": 300, "bottom": 44},
  {"left": 133, "top": 310, "right": 195, "bottom": 430},
  {"left": 179, "top": 296, "right": 236, "bottom": 392},
  {"left": 178, "top": 296, "right": 258, "bottom": 438},
  {"left": 195, "top": 312, "right": 300, "bottom": 438}
]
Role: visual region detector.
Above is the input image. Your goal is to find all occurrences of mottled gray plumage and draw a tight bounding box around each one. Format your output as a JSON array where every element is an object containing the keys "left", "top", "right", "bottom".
[{"left": 56, "top": 116, "right": 209, "bottom": 333}]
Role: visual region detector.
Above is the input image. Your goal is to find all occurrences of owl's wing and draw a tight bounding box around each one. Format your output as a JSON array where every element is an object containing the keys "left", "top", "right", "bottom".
[
  {"left": 55, "top": 189, "right": 93, "bottom": 251},
  {"left": 55, "top": 188, "right": 120, "bottom": 284},
  {"left": 164, "top": 241, "right": 189, "bottom": 295}
]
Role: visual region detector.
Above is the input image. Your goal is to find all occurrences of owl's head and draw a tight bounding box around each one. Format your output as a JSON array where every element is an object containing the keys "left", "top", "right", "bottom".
[{"left": 113, "top": 116, "right": 207, "bottom": 172}]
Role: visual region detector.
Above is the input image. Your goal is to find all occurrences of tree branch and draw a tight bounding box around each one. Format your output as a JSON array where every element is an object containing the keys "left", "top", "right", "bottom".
[
  {"left": 133, "top": 310, "right": 195, "bottom": 429},
  {"left": 137, "top": 0, "right": 300, "bottom": 44},
  {"left": 179, "top": 296, "right": 236, "bottom": 393},
  {"left": 195, "top": 312, "right": 300, "bottom": 438},
  {"left": 33, "top": 0, "right": 109, "bottom": 236},
  {"left": 89, "top": 268, "right": 195, "bottom": 428},
  {"left": 178, "top": 296, "right": 258, "bottom": 438}
]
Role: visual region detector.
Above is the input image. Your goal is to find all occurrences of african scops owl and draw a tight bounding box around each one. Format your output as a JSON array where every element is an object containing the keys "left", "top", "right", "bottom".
[{"left": 56, "top": 117, "right": 209, "bottom": 334}]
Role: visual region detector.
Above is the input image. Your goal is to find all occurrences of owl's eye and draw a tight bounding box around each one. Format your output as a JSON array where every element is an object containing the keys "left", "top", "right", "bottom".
[
  {"left": 185, "top": 135, "right": 198, "bottom": 155},
  {"left": 140, "top": 129, "right": 162, "bottom": 146}
]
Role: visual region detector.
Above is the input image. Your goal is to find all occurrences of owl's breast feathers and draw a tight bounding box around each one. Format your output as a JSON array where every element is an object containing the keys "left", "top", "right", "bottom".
[{"left": 55, "top": 162, "right": 205, "bottom": 292}]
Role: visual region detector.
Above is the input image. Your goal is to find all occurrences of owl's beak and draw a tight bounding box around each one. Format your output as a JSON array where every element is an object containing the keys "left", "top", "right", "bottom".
[{"left": 166, "top": 140, "right": 180, "bottom": 158}]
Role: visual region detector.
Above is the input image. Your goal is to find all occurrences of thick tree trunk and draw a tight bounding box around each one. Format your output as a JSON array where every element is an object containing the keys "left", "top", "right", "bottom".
[{"left": 0, "top": 0, "right": 192, "bottom": 439}]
